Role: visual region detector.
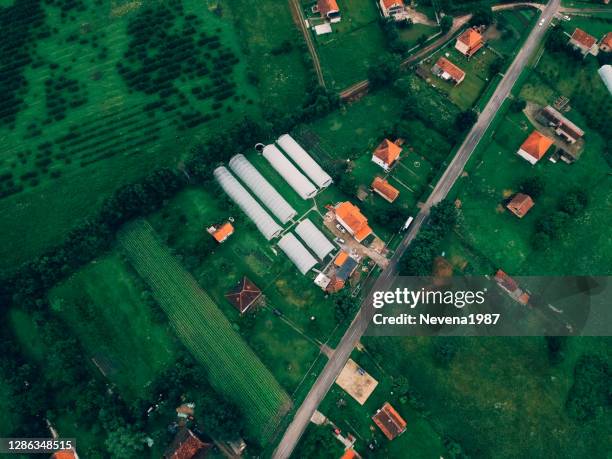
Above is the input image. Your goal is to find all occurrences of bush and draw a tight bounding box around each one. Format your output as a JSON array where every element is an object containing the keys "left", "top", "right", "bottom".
[
  {"left": 510, "top": 97, "right": 527, "bottom": 113},
  {"left": 518, "top": 176, "right": 544, "bottom": 198},
  {"left": 566, "top": 354, "right": 610, "bottom": 421}
]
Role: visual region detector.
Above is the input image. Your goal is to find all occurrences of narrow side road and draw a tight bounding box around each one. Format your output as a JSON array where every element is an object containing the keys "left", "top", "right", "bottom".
[
  {"left": 289, "top": 0, "right": 325, "bottom": 87},
  {"left": 273, "top": 0, "right": 559, "bottom": 457}
]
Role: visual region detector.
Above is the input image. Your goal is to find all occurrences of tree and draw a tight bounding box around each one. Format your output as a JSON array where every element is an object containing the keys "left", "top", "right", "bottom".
[
  {"left": 441, "top": 15, "right": 453, "bottom": 34},
  {"left": 560, "top": 190, "right": 588, "bottom": 216},
  {"left": 566, "top": 354, "right": 610, "bottom": 421},
  {"left": 510, "top": 97, "right": 527, "bottom": 113},
  {"left": 333, "top": 289, "right": 357, "bottom": 323},
  {"left": 432, "top": 337, "right": 460, "bottom": 366},
  {"left": 368, "top": 54, "right": 401, "bottom": 88},
  {"left": 518, "top": 176, "right": 544, "bottom": 198},
  {"left": 545, "top": 336, "right": 567, "bottom": 364},
  {"left": 469, "top": 6, "right": 493, "bottom": 27},
  {"left": 455, "top": 110, "right": 477, "bottom": 132},
  {"left": 489, "top": 57, "right": 505, "bottom": 76},
  {"left": 105, "top": 425, "right": 147, "bottom": 459}
]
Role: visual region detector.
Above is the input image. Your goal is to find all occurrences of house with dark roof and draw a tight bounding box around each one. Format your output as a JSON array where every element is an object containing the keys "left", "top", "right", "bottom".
[
  {"left": 164, "top": 428, "right": 212, "bottom": 459},
  {"left": 536, "top": 106, "right": 584, "bottom": 145},
  {"left": 371, "top": 139, "right": 402, "bottom": 171},
  {"left": 569, "top": 28, "right": 597, "bottom": 55},
  {"left": 506, "top": 193, "right": 534, "bottom": 218},
  {"left": 517, "top": 131, "right": 554, "bottom": 164},
  {"left": 431, "top": 57, "right": 466, "bottom": 85},
  {"left": 455, "top": 28, "right": 484, "bottom": 57},
  {"left": 372, "top": 402, "right": 407, "bottom": 440},
  {"left": 225, "top": 277, "right": 262, "bottom": 314}
]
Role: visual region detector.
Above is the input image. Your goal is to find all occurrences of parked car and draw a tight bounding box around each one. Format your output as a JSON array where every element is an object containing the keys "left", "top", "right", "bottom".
[
  {"left": 335, "top": 223, "right": 346, "bottom": 233},
  {"left": 334, "top": 237, "right": 345, "bottom": 244}
]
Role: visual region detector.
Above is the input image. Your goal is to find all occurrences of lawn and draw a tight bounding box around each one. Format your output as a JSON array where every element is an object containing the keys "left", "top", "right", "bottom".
[
  {"left": 312, "top": 0, "right": 388, "bottom": 90},
  {"left": 561, "top": 15, "right": 612, "bottom": 41},
  {"left": 358, "top": 335, "right": 611, "bottom": 458},
  {"left": 305, "top": 348, "right": 447, "bottom": 458},
  {"left": 488, "top": 8, "right": 539, "bottom": 57},
  {"left": 118, "top": 220, "right": 292, "bottom": 441},
  {"left": 0, "top": 0, "right": 259, "bottom": 271},
  {"left": 222, "top": 0, "right": 311, "bottom": 109},
  {"left": 398, "top": 23, "right": 440, "bottom": 49},
  {"left": 48, "top": 253, "right": 179, "bottom": 399}
]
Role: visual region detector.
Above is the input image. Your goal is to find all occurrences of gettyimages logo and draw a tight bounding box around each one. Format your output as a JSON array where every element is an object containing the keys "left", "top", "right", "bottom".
[{"left": 364, "top": 276, "right": 611, "bottom": 337}]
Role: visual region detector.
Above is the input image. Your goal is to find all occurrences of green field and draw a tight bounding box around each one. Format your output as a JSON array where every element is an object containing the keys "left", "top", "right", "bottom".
[
  {"left": 48, "top": 253, "right": 179, "bottom": 399},
  {"left": 398, "top": 23, "right": 440, "bottom": 49},
  {"left": 489, "top": 8, "right": 539, "bottom": 56},
  {"left": 0, "top": 0, "right": 308, "bottom": 271},
  {"left": 118, "top": 219, "right": 291, "bottom": 440}
]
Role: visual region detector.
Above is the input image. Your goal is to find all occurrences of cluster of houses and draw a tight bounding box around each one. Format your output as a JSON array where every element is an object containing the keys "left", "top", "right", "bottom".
[
  {"left": 310, "top": 0, "right": 412, "bottom": 34},
  {"left": 568, "top": 28, "right": 612, "bottom": 56},
  {"left": 431, "top": 27, "right": 485, "bottom": 86}
]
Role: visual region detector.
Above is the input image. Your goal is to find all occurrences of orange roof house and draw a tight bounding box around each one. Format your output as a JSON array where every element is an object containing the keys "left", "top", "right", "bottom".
[
  {"left": 164, "top": 428, "right": 212, "bottom": 459},
  {"left": 51, "top": 450, "right": 79, "bottom": 459},
  {"left": 372, "top": 402, "right": 407, "bottom": 440},
  {"left": 207, "top": 222, "right": 234, "bottom": 243},
  {"left": 340, "top": 448, "right": 361, "bottom": 459},
  {"left": 517, "top": 131, "right": 554, "bottom": 164},
  {"left": 380, "top": 0, "right": 406, "bottom": 20},
  {"left": 334, "top": 250, "right": 349, "bottom": 266},
  {"left": 569, "top": 28, "right": 597, "bottom": 55},
  {"left": 225, "top": 276, "right": 262, "bottom": 314},
  {"left": 371, "top": 139, "right": 402, "bottom": 171},
  {"left": 371, "top": 177, "right": 400, "bottom": 203},
  {"left": 432, "top": 57, "right": 466, "bottom": 85},
  {"left": 317, "top": 0, "right": 341, "bottom": 22},
  {"left": 600, "top": 32, "right": 612, "bottom": 52},
  {"left": 334, "top": 201, "right": 372, "bottom": 242},
  {"left": 506, "top": 193, "right": 534, "bottom": 218},
  {"left": 455, "top": 28, "right": 484, "bottom": 57}
]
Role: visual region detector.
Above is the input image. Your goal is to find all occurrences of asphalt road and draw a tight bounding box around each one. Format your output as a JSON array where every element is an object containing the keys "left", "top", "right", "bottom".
[{"left": 272, "top": 1, "right": 559, "bottom": 457}]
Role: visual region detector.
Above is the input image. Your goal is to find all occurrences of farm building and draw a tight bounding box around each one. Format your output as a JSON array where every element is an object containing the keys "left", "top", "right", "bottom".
[
  {"left": 207, "top": 222, "right": 234, "bottom": 243},
  {"left": 214, "top": 167, "right": 282, "bottom": 241},
  {"left": 372, "top": 402, "right": 407, "bottom": 441},
  {"left": 494, "top": 269, "right": 530, "bottom": 305},
  {"left": 295, "top": 218, "right": 335, "bottom": 260},
  {"left": 372, "top": 139, "right": 402, "bottom": 171},
  {"left": 568, "top": 28, "right": 597, "bottom": 55},
  {"left": 229, "top": 154, "right": 297, "bottom": 224},
  {"left": 277, "top": 134, "right": 333, "bottom": 188},
  {"left": 517, "top": 131, "right": 554, "bottom": 164},
  {"left": 600, "top": 32, "right": 612, "bottom": 52},
  {"left": 164, "top": 428, "right": 212, "bottom": 459},
  {"left": 333, "top": 201, "right": 373, "bottom": 242},
  {"left": 455, "top": 28, "right": 484, "bottom": 57},
  {"left": 536, "top": 106, "right": 584, "bottom": 144},
  {"left": 431, "top": 57, "right": 466, "bottom": 85},
  {"left": 379, "top": 0, "right": 408, "bottom": 20},
  {"left": 506, "top": 193, "right": 534, "bottom": 218},
  {"left": 262, "top": 144, "right": 317, "bottom": 199},
  {"left": 225, "top": 277, "right": 262, "bottom": 314},
  {"left": 278, "top": 233, "right": 318, "bottom": 274},
  {"left": 371, "top": 177, "right": 400, "bottom": 203},
  {"left": 598, "top": 65, "right": 612, "bottom": 95},
  {"left": 315, "top": 0, "right": 341, "bottom": 23}
]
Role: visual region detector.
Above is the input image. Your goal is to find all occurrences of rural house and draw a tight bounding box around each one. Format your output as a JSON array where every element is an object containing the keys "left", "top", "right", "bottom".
[
  {"left": 379, "top": 0, "right": 408, "bottom": 20},
  {"left": 455, "top": 28, "right": 484, "bottom": 58},
  {"left": 506, "top": 193, "right": 534, "bottom": 218},
  {"left": 536, "top": 106, "right": 584, "bottom": 144},
  {"left": 327, "top": 251, "right": 359, "bottom": 292},
  {"left": 207, "top": 221, "right": 234, "bottom": 243},
  {"left": 494, "top": 269, "right": 530, "bottom": 305},
  {"left": 599, "top": 32, "right": 612, "bottom": 52},
  {"left": 51, "top": 450, "right": 79, "bottom": 459},
  {"left": 372, "top": 402, "right": 407, "bottom": 440},
  {"left": 372, "top": 139, "right": 402, "bottom": 171},
  {"left": 431, "top": 57, "right": 466, "bottom": 85},
  {"left": 371, "top": 177, "right": 400, "bottom": 203},
  {"left": 568, "top": 28, "right": 597, "bottom": 55},
  {"left": 333, "top": 201, "right": 373, "bottom": 242},
  {"left": 316, "top": 0, "right": 341, "bottom": 23},
  {"left": 517, "top": 130, "right": 554, "bottom": 164},
  {"left": 225, "top": 277, "right": 262, "bottom": 314},
  {"left": 164, "top": 428, "right": 212, "bottom": 459}
]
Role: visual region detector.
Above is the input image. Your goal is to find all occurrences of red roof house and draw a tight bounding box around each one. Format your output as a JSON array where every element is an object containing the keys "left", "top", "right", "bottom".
[
  {"left": 372, "top": 402, "right": 407, "bottom": 440},
  {"left": 225, "top": 276, "right": 262, "bottom": 314},
  {"left": 334, "top": 201, "right": 373, "bottom": 242},
  {"left": 506, "top": 193, "right": 534, "bottom": 218},
  {"left": 371, "top": 177, "right": 400, "bottom": 203},
  {"left": 164, "top": 428, "right": 211, "bottom": 459},
  {"left": 432, "top": 57, "right": 466, "bottom": 85},
  {"left": 207, "top": 222, "right": 234, "bottom": 243},
  {"left": 600, "top": 32, "right": 612, "bottom": 52},
  {"left": 569, "top": 28, "right": 597, "bottom": 55},
  {"left": 371, "top": 139, "right": 402, "bottom": 171},
  {"left": 317, "top": 0, "right": 341, "bottom": 22},
  {"left": 517, "top": 131, "right": 554, "bottom": 164},
  {"left": 455, "top": 28, "right": 484, "bottom": 57}
]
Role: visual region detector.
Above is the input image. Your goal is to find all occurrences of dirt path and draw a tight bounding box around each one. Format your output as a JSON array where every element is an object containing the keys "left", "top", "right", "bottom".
[{"left": 289, "top": 0, "right": 325, "bottom": 88}]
